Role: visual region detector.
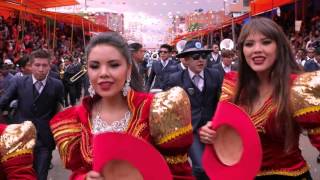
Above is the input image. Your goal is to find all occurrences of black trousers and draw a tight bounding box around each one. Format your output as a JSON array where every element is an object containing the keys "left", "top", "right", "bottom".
[
  {"left": 255, "top": 172, "right": 312, "bottom": 180},
  {"left": 189, "top": 132, "right": 209, "bottom": 180},
  {"left": 64, "top": 84, "right": 77, "bottom": 106},
  {"left": 33, "top": 140, "right": 53, "bottom": 180}
]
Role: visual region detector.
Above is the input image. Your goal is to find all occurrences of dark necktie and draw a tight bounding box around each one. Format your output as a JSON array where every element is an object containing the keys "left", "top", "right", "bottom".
[{"left": 34, "top": 81, "right": 43, "bottom": 93}]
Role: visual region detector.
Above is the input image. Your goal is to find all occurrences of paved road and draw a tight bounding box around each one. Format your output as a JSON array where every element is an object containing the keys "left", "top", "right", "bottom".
[
  {"left": 300, "top": 135, "right": 320, "bottom": 180},
  {"left": 48, "top": 135, "right": 320, "bottom": 180}
]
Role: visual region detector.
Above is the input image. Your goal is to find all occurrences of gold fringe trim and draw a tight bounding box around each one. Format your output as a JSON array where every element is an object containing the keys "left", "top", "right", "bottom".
[
  {"left": 51, "top": 118, "right": 79, "bottom": 129},
  {"left": 251, "top": 99, "right": 274, "bottom": 128},
  {"left": 158, "top": 124, "right": 192, "bottom": 145},
  {"left": 308, "top": 127, "right": 320, "bottom": 135},
  {"left": 164, "top": 153, "right": 188, "bottom": 164},
  {"left": 220, "top": 81, "right": 235, "bottom": 101},
  {"left": 294, "top": 106, "right": 320, "bottom": 117},
  {"left": 257, "top": 165, "right": 309, "bottom": 177},
  {"left": 1, "top": 149, "right": 33, "bottom": 163},
  {"left": 53, "top": 128, "right": 82, "bottom": 139}
]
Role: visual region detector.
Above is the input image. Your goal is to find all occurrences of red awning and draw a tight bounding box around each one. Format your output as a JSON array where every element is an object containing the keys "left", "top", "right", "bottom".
[
  {"left": 0, "top": 0, "right": 78, "bottom": 9},
  {"left": 250, "top": 0, "right": 294, "bottom": 16},
  {"left": 45, "top": 11, "right": 110, "bottom": 32},
  {"left": 0, "top": 1, "right": 109, "bottom": 32}
]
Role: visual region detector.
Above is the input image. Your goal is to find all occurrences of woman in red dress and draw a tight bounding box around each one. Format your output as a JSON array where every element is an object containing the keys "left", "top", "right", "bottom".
[
  {"left": 200, "top": 17, "right": 320, "bottom": 179},
  {"left": 50, "top": 32, "right": 194, "bottom": 180}
]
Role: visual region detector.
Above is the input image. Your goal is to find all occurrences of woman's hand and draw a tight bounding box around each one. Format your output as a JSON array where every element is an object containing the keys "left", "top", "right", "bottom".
[
  {"left": 86, "top": 171, "right": 103, "bottom": 180},
  {"left": 199, "top": 121, "right": 217, "bottom": 144}
]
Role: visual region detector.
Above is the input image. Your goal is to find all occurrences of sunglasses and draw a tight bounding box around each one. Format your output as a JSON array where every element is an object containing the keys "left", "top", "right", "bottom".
[
  {"left": 159, "top": 51, "right": 169, "bottom": 54},
  {"left": 190, "top": 53, "right": 209, "bottom": 60}
]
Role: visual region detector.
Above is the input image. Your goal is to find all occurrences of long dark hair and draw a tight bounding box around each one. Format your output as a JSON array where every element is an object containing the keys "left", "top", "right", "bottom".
[
  {"left": 235, "top": 17, "right": 301, "bottom": 151},
  {"left": 85, "top": 32, "right": 144, "bottom": 92}
]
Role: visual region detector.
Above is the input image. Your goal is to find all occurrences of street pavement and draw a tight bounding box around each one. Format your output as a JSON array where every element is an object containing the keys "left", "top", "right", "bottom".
[{"left": 48, "top": 135, "right": 320, "bottom": 180}]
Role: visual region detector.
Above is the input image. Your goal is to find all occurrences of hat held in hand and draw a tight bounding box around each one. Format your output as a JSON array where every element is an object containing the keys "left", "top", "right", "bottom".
[
  {"left": 93, "top": 132, "right": 172, "bottom": 180},
  {"left": 202, "top": 101, "right": 262, "bottom": 180}
]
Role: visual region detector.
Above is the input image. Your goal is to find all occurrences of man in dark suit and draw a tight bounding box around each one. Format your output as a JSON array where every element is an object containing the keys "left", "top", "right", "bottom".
[
  {"left": 176, "top": 57, "right": 188, "bottom": 71},
  {"left": 62, "top": 56, "right": 81, "bottom": 106},
  {"left": 304, "top": 58, "right": 320, "bottom": 72},
  {"left": 48, "top": 69, "right": 61, "bottom": 79},
  {"left": 129, "top": 42, "right": 148, "bottom": 86},
  {"left": 164, "top": 40, "right": 222, "bottom": 180},
  {"left": 206, "top": 43, "right": 221, "bottom": 68},
  {"left": 147, "top": 44, "right": 178, "bottom": 91},
  {"left": 304, "top": 46, "right": 320, "bottom": 72},
  {"left": 0, "top": 49, "right": 64, "bottom": 180},
  {"left": 211, "top": 49, "right": 238, "bottom": 78}
]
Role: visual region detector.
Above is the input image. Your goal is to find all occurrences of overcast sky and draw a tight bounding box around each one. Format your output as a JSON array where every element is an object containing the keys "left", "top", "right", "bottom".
[{"left": 60, "top": 0, "right": 227, "bottom": 47}]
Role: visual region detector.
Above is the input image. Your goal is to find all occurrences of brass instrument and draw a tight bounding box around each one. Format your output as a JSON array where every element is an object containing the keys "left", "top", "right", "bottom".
[
  {"left": 176, "top": 40, "right": 187, "bottom": 53},
  {"left": 59, "top": 70, "right": 64, "bottom": 79},
  {"left": 220, "top": 39, "right": 234, "bottom": 50},
  {"left": 69, "top": 66, "right": 87, "bottom": 83}
]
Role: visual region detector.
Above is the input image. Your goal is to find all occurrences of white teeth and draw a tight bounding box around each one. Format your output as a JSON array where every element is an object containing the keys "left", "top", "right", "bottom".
[{"left": 253, "top": 57, "right": 265, "bottom": 60}]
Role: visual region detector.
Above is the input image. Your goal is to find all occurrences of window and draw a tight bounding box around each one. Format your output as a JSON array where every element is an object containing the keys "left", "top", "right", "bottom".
[{"left": 231, "top": 0, "right": 239, "bottom": 4}]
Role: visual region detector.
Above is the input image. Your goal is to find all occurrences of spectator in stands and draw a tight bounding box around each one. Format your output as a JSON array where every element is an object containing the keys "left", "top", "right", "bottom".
[
  {"left": 304, "top": 45, "right": 320, "bottom": 72},
  {"left": 295, "top": 48, "right": 306, "bottom": 67},
  {"left": 302, "top": 47, "right": 316, "bottom": 66},
  {"left": 15, "top": 55, "right": 31, "bottom": 77}
]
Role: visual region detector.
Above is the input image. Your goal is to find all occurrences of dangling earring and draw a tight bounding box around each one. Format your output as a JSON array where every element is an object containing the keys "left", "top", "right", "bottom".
[
  {"left": 122, "top": 77, "right": 131, "bottom": 97},
  {"left": 88, "top": 83, "right": 96, "bottom": 98}
]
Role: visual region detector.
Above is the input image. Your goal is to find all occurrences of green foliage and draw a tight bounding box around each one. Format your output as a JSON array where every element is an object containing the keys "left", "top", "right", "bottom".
[{"left": 188, "top": 22, "right": 203, "bottom": 32}]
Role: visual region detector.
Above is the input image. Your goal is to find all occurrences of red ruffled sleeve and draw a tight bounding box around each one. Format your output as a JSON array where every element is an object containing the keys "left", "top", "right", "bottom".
[
  {"left": 291, "top": 71, "right": 320, "bottom": 151},
  {"left": 0, "top": 121, "right": 37, "bottom": 180},
  {"left": 50, "top": 107, "right": 88, "bottom": 180},
  {"left": 149, "top": 87, "right": 195, "bottom": 180},
  {"left": 219, "top": 72, "right": 237, "bottom": 102}
]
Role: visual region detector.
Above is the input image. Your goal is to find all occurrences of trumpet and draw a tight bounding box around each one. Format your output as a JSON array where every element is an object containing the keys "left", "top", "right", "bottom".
[{"left": 69, "top": 66, "right": 87, "bottom": 83}]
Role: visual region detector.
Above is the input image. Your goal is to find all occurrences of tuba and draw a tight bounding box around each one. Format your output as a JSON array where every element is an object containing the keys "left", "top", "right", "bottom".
[
  {"left": 176, "top": 40, "right": 187, "bottom": 53},
  {"left": 220, "top": 39, "right": 234, "bottom": 50}
]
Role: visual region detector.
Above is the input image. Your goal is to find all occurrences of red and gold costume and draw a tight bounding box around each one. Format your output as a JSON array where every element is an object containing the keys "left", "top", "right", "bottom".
[
  {"left": 221, "top": 71, "right": 320, "bottom": 177},
  {"left": 50, "top": 87, "right": 194, "bottom": 180},
  {"left": 0, "top": 121, "right": 37, "bottom": 180}
]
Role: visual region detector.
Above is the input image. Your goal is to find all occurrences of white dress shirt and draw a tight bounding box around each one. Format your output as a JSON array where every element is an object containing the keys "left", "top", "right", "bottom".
[
  {"left": 32, "top": 75, "right": 47, "bottom": 94},
  {"left": 210, "top": 53, "right": 219, "bottom": 62},
  {"left": 160, "top": 59, "right": 169, "bottom": 68},
  {"left": 188, "top": 69, "right": 204, "bottom": 91},
  {"left": 222, "top": 63, "right": 232, "bottom": 73}
]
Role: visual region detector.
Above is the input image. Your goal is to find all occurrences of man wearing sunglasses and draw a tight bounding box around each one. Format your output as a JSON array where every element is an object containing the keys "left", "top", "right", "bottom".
[
  {"left": 164, "top": 40, "right": 222, "bottom": 180},
  {"left": 146, "top": 44, "right": 178, "bottom": 91}
]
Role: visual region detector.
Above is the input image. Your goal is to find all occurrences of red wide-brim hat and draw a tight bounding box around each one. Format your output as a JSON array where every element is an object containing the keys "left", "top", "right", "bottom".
[
  {"left": 202, "top": 101, "right": 262, "bottom": 180},
  {"left": 93, "top": 132, "right": 172, "bottom": 180}
]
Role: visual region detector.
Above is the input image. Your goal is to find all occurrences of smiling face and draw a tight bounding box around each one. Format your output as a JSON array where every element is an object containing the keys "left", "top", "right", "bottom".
[
  {"left": 87, "top": 44, "right": 131, "bottom": 98},
  {"left": 242, "top": 32, "right": 277, "bottom": 75}
]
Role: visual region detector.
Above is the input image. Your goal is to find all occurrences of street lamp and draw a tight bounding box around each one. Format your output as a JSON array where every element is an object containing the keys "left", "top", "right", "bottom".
[{"left": 223, "top": 0, "right": 228, "bottom": 16}]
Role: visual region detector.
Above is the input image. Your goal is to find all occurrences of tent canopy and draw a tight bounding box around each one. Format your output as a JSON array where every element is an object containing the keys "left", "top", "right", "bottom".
[
  {"left": 0, "top": 0, "right": 78, "bottom": 9},
  {"left": 0, "top": 1, "right": 109, "bottom": 32},
  {"left": 250, "top": 0, "right": 294, "bottom": 16}
]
